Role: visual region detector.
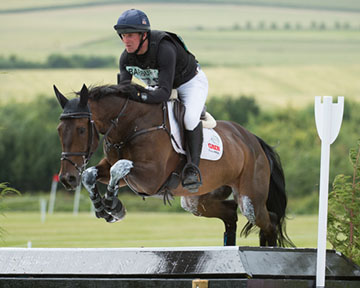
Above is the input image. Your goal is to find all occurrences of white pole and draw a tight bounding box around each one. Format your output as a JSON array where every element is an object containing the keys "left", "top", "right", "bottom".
[
  {"left": 40, "top": 198, "right": 47, "bottom": 223},
  {"left": 316, "top": 140, "right": 331, "bottom": 287},
  {"left": 48, "top": 174, "right": 59, "bottom": 214},
  {"left": 90, "top": 199, "right": 95, "bottom": 215},
  {"left": 314, "top": 96, "right": 344, "bottom": 288},
  {"left": 73, "top": 183, "right": 81, "bottom": 216}
]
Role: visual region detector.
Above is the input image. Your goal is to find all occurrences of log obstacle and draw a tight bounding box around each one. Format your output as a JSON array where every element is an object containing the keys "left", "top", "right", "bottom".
[{"left": 0, "top": 246, "right": 359, "bottom": 287}]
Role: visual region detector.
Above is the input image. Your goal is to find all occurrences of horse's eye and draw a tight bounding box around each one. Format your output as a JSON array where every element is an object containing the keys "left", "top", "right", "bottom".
[{"left": 78, "top": 127, "right": 86, "bottom": 135}]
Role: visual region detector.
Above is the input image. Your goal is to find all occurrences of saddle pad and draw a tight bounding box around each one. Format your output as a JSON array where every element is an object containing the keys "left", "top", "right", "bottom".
[{"left": 167, "top": 101, "right": 223, "bottom": 161}]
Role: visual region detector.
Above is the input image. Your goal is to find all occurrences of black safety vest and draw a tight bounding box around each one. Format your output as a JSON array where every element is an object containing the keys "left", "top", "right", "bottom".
[{"left": 122, "top": 30, "right": 198, "bottom": 88}]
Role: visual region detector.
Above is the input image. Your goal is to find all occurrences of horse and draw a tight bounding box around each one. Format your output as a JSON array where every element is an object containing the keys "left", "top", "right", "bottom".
[{"left": 54, "top": 83, "right": 294, "bottom": 247}]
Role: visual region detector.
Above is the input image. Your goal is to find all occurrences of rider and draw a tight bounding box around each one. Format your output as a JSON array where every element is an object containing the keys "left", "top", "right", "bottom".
[{"left": 114, "top": 9, "right": 208, "bottom": 193}]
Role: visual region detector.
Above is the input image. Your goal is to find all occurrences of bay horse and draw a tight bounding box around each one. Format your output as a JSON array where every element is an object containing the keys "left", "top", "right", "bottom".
[{"left": 54, "top": 83, "right": 294, "bottom": 247}]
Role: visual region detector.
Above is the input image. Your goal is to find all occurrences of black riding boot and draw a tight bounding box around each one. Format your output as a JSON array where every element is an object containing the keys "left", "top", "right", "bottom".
[{"left": 183, "top": 122, "right": 203, "bottom": 193}]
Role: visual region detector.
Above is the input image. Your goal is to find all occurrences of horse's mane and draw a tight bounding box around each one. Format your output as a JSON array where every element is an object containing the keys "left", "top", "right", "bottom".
[{"left": 79, "top": 83, "right": 142, "bottom": 101}]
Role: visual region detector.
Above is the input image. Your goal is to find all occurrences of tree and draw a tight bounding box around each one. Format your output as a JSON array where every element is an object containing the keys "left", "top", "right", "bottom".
[
  {"left": 207, "top": 95, "right": 259, "bottom": 125},
  {"left": 0, "top": 183, "right": 19, "bottom": 238},
  {"left": 328, "top": 140, "right": 360, "bottom": 265}
]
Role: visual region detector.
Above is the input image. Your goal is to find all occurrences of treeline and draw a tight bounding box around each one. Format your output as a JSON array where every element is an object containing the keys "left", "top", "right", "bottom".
[
  {"left": 0, "top": 54, "right": 117, "bottom": 69},
  {"left": 199, "top": 20, "right": 360, "bottom": 31},
  {"left": 1, "top": 95, "right": 359, "bottom": 213}
]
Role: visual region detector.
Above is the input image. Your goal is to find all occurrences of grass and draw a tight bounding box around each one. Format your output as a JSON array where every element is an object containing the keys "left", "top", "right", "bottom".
[
  {"left": 1, "top": 3, "right": 359, "bottom": 62},
  {"left": 0, "top": 212, "right": 324, "bottom": 248},
  {"left": 2, "top": 65, "right": 359, "bottom": 108},
  {"left": 1, "top": 3, "right": 359, "bottom": 108},
  {"left": 2, "top": 0, "right": 360, "bottom": 12}
]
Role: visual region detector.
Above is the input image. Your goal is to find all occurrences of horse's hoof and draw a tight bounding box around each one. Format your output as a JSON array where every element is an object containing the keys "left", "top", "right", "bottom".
[
  {"left": 104, "top": 197, "right": 126, "bottom": 221},
  {"left": 95, "top": 211, "right": 116, "bottom": 223},
  {"left": 109, "top": 201, "right": 126, "bottom": 221},
  {"left": 106, "top": 217, "right": 119, "bottom": 223}
]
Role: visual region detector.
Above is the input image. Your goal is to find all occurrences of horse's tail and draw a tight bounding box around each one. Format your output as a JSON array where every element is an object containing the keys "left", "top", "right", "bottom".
[{"left": 255, "top": 136, "right": 294, "bottom": 247}]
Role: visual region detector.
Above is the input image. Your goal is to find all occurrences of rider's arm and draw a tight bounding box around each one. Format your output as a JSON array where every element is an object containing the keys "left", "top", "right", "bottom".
[
  {"left": 141, "top": 40, "right": 176, "bottom": 103},
  {"left": 119, "top": 52, "right": 132, "bottom": 83}
]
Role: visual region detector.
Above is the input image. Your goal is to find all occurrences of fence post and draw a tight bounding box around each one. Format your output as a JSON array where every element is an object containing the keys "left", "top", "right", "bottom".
[
  {"left": 73, "top": 183, "right": 81, "bottom": 216},
  {"left": 314, "top": 96, "right": 344, "bottom": 287},
  {"left": 48, "top": 174, "right": 59, "bottom": 214}
]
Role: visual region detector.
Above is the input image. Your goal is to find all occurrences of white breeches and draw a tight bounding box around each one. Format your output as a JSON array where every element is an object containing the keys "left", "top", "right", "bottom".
[{"left": 177, "top": 69, "right": 208, "bottom": 131}]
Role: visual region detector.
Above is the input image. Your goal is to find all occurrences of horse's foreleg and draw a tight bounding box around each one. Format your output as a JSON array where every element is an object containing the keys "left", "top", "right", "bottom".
[
  {"left": 82, "top": 166, "right": 115, "bottom": 223},
  {"left": 107, "top": 159, "right": 133, "bottom": 192},
  {"left": 102, "top": 159, "right": 133, "bottom": 222}
]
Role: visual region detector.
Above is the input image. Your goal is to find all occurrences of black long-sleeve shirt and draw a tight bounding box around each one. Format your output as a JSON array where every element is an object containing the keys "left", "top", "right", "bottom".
[{"left": 119, "top": 39, "right": 177, "bottom": 103}]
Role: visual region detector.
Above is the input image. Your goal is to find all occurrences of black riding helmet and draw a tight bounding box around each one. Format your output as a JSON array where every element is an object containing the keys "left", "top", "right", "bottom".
[
  {"left": 114, "top": 9, "right": 150, "bottom": 54},
  {"left": 114, "top": 9, "right": 150, "bottom": 34}
]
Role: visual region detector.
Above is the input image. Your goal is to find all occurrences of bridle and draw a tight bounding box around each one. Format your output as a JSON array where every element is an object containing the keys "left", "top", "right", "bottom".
[
  {"left": 59, "top": 96, "right": 171, "bottom": 178},
  {"left": 58, "top": 97, "right": 130, "bottom": 175},
  {"left": 59, "top": 111, "right": 96, "bottom": 174}
]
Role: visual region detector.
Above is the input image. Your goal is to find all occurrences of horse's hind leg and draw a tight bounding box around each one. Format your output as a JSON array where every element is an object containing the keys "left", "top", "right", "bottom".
[
  {"left": 181, "top": 186, "right": 238, "bottom": 246},
  {"left": 234, "top": 161, "right": 278, "bottom": 246},
  {"left": 259, "top": 211, "right": 278, "bottom": 246},
  {"left": 236, "top": 188, "right": 278, "bottom": 247},
  {"left": 256, "top": 206, "right": 278, "bottom": 246}
]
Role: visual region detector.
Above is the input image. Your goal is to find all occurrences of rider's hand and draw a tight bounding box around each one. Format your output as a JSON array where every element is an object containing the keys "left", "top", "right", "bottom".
[{"left": 126, "top": 85, "right": 148, "bottom": 102}]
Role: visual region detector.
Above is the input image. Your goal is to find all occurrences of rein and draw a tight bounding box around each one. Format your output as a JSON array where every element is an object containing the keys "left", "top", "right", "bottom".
[
  {"left": 104, "top": 99, "right": 171, "bottom": 196},
  {"left": 104, "top": 100, "right": 171, "bottom": 154}
]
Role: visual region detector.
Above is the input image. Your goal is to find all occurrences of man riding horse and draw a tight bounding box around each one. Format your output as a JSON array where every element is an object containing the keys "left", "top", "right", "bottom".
[
  {"left": 114, "top": 9, "right": 207, "bottom": 193},
  {"left": 54, "top": 8, "right": 294, "bottom": 246}
]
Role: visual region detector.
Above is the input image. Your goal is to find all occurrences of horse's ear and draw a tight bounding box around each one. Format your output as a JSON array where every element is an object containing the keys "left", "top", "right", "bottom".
[
  {"left": 79, "top": 84, "right": 89, "bottom": 107},
  {"left": 54, "top": 85, "right": 68, "bottom": 109}
]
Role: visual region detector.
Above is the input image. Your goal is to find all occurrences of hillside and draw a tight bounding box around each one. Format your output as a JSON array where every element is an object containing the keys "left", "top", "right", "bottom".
[{"left": 2, "top": 0, "right": 360, "bottom": 13}]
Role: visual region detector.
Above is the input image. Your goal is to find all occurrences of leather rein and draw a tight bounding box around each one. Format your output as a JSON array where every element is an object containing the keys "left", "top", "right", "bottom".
[
  {"left": 59, "top": 97, "right": 171, "bottom": 175},
  {"left": 104, "top": 98, "right": 170, "bottom": 153}
]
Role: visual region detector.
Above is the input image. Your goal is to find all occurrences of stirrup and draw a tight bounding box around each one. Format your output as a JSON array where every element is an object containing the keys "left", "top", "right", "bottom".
[{"left": 181, "top": 163, "right": 202, "bottom": 193}]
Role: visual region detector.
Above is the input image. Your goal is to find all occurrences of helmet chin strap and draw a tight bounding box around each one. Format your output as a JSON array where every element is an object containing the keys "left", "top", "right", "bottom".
[{"left": 132, "top": 32, "right": 149, "bottom": 55}]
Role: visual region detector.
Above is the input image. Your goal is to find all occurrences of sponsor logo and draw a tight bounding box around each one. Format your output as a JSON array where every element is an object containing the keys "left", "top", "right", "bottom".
[
  {"left": 126, "top": 66, "right": 159, "bottom": 86},
  {"left": 210, "top": 136, "right": 220, "bottom": 145},
  {"left": 208, "top": 143, "right": 220, "bottom": 151}
]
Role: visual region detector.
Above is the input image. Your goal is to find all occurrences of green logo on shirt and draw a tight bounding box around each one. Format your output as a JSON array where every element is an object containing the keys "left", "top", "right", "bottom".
[{"left": 126, "top": 66, "right": 159, "bottom": 86}]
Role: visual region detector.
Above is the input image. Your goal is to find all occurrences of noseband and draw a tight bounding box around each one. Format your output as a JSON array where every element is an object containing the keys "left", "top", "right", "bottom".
[{"left": 59, "top": 111, "right": 96, "bottom": 174}]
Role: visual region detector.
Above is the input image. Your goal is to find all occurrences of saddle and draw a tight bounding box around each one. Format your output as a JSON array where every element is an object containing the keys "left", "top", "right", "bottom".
[
  {"left": 135, "top": 90, "right": 219, "bottom": 204},
  {"left": 170, "top": 89, "right": 216, "bottom": 148},
  {"left": 156, "top": 90, "right": 217, "bottom": 202}
]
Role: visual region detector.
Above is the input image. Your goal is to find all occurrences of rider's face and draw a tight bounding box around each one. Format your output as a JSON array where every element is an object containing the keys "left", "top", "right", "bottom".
[{"left": 121, "top": 33, "right": 143, "bottom": 54}]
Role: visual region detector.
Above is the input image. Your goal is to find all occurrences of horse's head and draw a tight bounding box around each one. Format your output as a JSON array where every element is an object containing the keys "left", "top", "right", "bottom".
[{"left": 54, "top": 84, "right": 99, "bottom": 190}]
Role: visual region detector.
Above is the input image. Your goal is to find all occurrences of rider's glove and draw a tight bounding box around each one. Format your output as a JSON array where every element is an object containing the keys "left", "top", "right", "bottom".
[{"left": 126, "top": 85, "right": 148, "bottom": 102}]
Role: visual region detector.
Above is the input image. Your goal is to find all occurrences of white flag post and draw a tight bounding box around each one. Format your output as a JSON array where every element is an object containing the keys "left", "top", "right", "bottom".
[
  {"left": 314, "top": 96, "right": 344, "bottom": 288},
  {"left": 48, "top": 174, "right": 59, "bottom": 214},
  {"left": 73, "top": 183, "right": 82, "bottom": 216}
]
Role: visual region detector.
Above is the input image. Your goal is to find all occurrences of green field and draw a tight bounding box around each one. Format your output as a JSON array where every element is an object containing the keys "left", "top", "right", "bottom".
[
  {"left": 2, "top": 64, "right": 359, "bottom": 108},
  {"left": 1, "top": 3, "right": 359, "bottom": 63},
  {"left": 1, "top": 212, "right": 324, "bottom": 248},
  {"left": 1, "top": 1, "right": 353, "bottom": 251},
  {"left": 1, "top": 2, "right": 359, "bottom": 107}
]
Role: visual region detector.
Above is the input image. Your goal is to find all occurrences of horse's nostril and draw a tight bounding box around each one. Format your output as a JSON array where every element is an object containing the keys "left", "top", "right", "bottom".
[
  {"left": 68, "top": 175, "right": 77, "bottom": 185},
  {"left": 59, "top": 174, "right": 67, "bottom": 184},
  {"left": 59, "top": 173, "right": 78, "bottom": 189}
]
